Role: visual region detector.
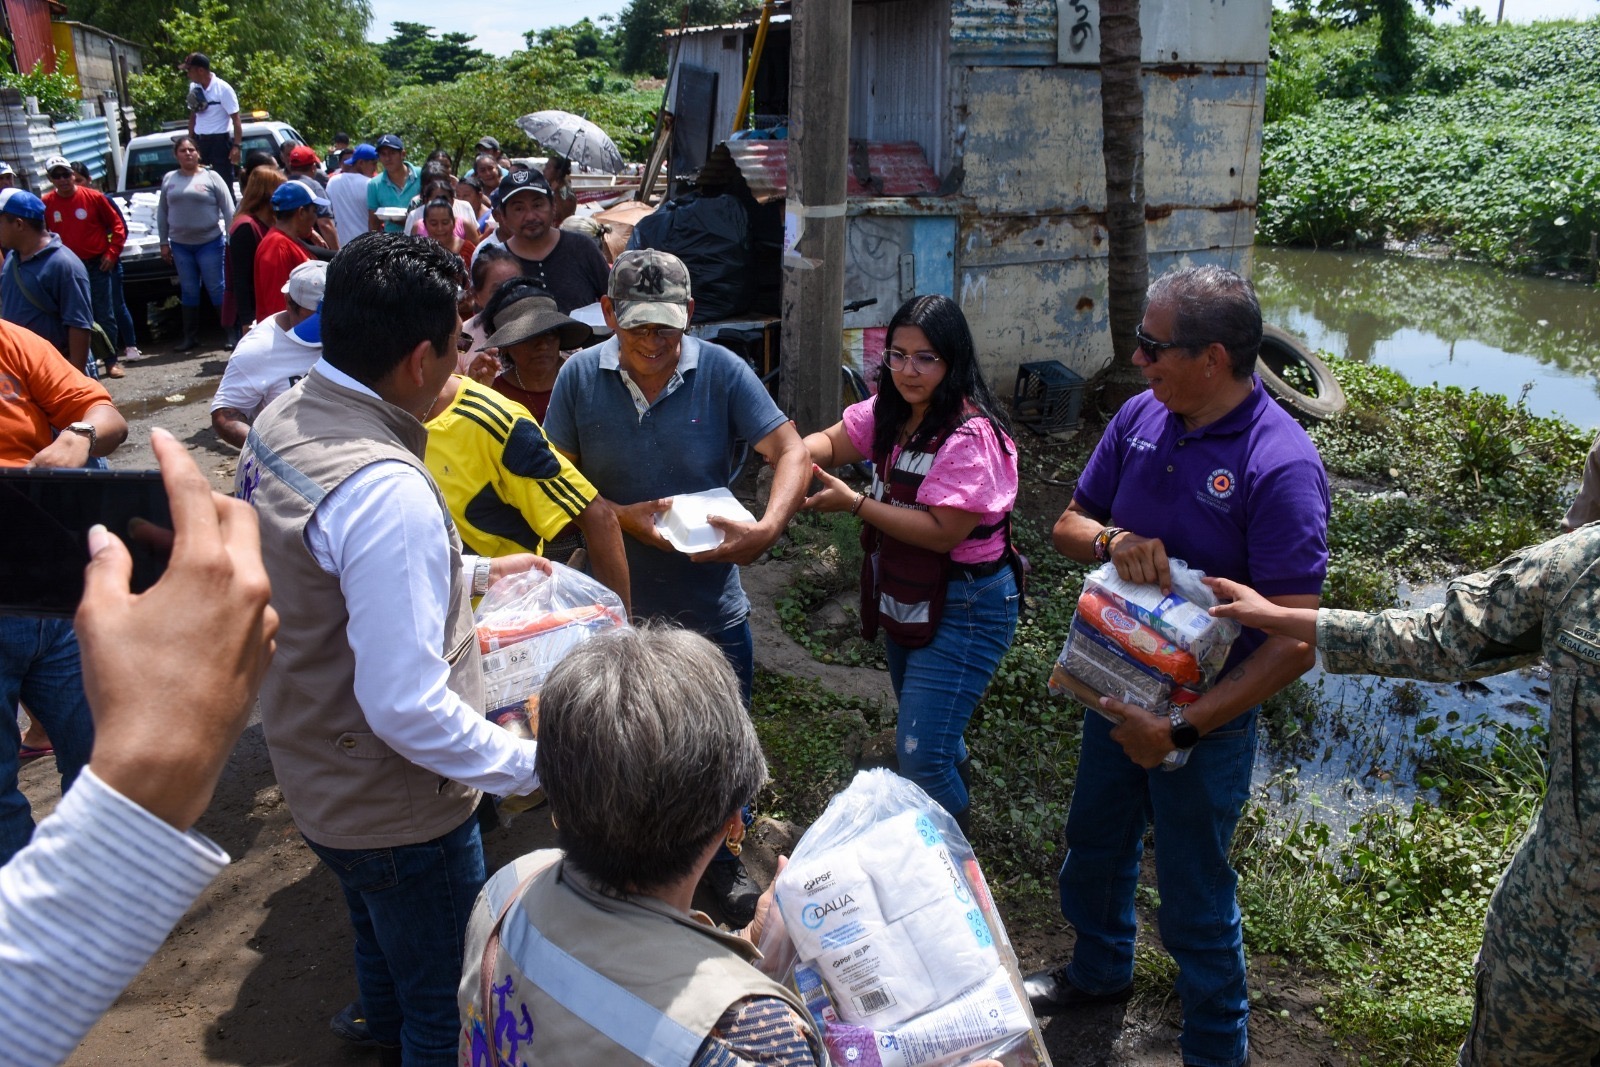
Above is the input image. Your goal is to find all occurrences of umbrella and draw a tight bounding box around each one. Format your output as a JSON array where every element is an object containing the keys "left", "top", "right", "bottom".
[{"left": 515, "top": 111, "right": 625, "bottom": 175}]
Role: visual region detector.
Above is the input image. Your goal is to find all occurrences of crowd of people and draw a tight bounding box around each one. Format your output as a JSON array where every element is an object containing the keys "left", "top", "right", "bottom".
[
  {"left": 0, "top": 60, "right": 1596, "bottom": 1067},
  {"left": 0, "top": 50, "right": 602, "bottom": 388}
]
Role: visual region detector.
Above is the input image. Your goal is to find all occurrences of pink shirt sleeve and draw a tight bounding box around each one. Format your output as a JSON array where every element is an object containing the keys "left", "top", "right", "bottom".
[
  {"left": 917, "top": 417, "right": 1018, "bottom": 517},
  {"left": 842, "top": 397, "right": 878, "bottom": 459}
]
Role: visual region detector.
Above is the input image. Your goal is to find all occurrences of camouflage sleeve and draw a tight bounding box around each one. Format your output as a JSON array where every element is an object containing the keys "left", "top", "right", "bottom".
[{"left": 1315, "top": 538, "right": 1563, "bottom": 680}]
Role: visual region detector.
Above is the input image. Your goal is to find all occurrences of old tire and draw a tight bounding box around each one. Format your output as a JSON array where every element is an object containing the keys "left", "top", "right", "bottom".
[{"left": 1257, "top": 324, "right": 1346, "bottom": 422}]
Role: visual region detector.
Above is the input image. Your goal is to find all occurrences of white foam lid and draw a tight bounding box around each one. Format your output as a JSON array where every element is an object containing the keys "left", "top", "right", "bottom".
[{"left": 655, "top": 488, "right": 757, "bottom": 554}]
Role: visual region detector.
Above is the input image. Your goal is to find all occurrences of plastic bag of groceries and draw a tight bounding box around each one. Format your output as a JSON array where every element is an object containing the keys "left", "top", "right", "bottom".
[
  {"left": 475, "top": 561, "right": 628, "bottom": 740},
  {"left": 1049, "top": 559, "right": 1240, "bottom": 711},
  {"left": 756, "top": 769, "right": 1053, "bottom": 1067}
]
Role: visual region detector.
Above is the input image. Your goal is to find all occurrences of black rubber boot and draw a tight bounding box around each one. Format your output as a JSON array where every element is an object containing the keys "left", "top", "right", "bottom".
[{"left": 174, "top": 306, "right": 200, "bottom": 352}]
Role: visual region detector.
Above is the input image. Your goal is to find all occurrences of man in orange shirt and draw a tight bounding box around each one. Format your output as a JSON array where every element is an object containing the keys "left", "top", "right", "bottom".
[
  {"left": 0, "top": 316, "right": 127, "bottom": 865},
  {"left": 253, "top": 179, "right": 324, "bottom": 323},
  {"left": 42, "top": 156, "right": 126, "bottom": 378}
]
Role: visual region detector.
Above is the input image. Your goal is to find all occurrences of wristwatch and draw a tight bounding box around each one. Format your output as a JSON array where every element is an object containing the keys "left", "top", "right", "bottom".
[
  {"left": 1093, "top": 526, "right": 1125, "bottom": 563},
  {"left": 65, "top": 420, "right": 96, "bottom": 453},
  {"left": 1169, "top": 707, "right": 1201, "bottom": 750},
  {"left": 472, "top": 556, "right": 492, "bottom": 597}
]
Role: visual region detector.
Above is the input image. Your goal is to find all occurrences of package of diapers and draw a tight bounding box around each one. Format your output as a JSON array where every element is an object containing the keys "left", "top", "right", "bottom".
[{"left": 760, "top": 770, "right": 1052, "bottom": 1067}]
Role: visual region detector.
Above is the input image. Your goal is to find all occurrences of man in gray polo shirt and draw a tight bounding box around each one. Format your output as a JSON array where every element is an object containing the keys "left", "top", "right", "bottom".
[{"left": 542, "top": 249, "right": 810, "bottom": 922}]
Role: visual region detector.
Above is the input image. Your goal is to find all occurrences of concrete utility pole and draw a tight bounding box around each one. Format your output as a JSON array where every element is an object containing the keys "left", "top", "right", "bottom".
[{"left": 779, "top": 0, "right": 850, "bottom": 435}]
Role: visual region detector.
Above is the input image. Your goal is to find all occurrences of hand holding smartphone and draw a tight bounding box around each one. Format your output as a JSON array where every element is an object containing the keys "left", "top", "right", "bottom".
[{"left": 0, "top": 468, "right": 172, "bottom": 617}]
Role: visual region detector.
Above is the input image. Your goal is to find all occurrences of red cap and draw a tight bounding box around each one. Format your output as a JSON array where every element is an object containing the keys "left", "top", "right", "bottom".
[{"left": 288, "top": 144, "right": 320, "bottom": 168}]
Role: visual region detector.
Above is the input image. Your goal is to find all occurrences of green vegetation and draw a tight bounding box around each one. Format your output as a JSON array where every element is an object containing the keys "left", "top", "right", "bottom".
[
  {"left": 360, "top": 32, "right": 659, "bottom": 170},
  {"left": 0, "top": 62, "right": 84, "bottom": 122},
  {"left": 1235, "top": 722, "right": 1544, "bottom": 1063},
  {"left": 1309, "top": 358, "right": 1588, "bottom": 610},
  {"left": 1260, "top": 18, "right": 1600, "bottom": 271},
  {"left": 63, "top": 0, "right": 699, "bottom": 151},
  {"left": 763, "top": 358, "right": 1583, "bottom": 1063},
  {"left": 113, "top": 0, "right": 383, "bottom": 146}
]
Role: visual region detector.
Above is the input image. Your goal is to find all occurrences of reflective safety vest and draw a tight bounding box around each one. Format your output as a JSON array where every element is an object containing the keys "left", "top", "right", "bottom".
[
  {"left": 461, "top": 850, "right": 824, "bottom": 1067},
  {"left": 859, "top": 415, "right": 1009, "bottom": 649}
]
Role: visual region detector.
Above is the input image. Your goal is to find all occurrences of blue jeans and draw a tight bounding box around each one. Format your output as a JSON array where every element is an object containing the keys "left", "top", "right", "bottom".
[
  {"left": 171, "top": 235, "right": 226, "bottom": 309},
  {"left": 304, "top": 814, "right": 486, "bottom": 1066},
  {"left": 885, "top": 567, "right": 1020, "bottom": 817},
  {"left": 0, "top": 617, "right": 95, "bottom": 866},
  {"left": 705, "top": 617, "right": 754, "bottom": 864},
  {"left": 705, "top": 617, "right": 754, "bottom": 710},
  {"left": 110, "top": 262, "right": 139, "bottom": 350},
  {"left": 1057, "top": 706, "right": 1259, "bottom": 1067},
  {"left": 85, "top": 265, "right": 118, "bottom": 366}
]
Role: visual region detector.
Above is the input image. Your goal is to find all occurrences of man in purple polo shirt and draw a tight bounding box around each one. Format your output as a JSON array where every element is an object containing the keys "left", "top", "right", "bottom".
[{"left": 1028, "top": 265, "right": 1329, "bottom": 1067}]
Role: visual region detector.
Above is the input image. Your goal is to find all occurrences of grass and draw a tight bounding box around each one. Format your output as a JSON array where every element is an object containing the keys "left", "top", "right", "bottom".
[{"left": 757, "top": 356, "right": 1582, "bottom": 1062}]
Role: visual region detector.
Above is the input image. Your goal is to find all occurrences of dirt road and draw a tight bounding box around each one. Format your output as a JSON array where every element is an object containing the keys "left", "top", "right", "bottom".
[{"left": 18, "top": 334, "right": 1341, "bottom": 1065}]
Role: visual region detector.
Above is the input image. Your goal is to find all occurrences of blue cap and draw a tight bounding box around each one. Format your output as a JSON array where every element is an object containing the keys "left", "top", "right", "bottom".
[
  {"left": 0, "top": 188, "right": 45, "bottom": 220},
  {"left": 290, "top": 312, "right": 321, "bottom": 345},
  {"left": 271, "top": 179, "right": 330, "bottom": 211},
  {"left": 375, "top": 134, "right": 403, "bottom": 152},
  {"left": 350, "top": 143, "right": 377, "bottom": 162}
]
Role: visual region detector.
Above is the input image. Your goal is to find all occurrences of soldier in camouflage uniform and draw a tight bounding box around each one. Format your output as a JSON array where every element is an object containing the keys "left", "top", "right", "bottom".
[{"left": 1207, "top": 524, "right": 1600, "bottom": 1067}]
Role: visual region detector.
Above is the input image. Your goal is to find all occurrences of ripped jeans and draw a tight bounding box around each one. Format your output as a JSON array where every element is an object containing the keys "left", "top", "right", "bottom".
[{"left": 884, "top": 567, "right": 1019, "bottom": 818}]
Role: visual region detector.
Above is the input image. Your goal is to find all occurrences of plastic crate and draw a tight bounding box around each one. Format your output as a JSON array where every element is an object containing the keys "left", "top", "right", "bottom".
[{"left": 1011, "top": 360, "right": 1086, "bottom": 434}]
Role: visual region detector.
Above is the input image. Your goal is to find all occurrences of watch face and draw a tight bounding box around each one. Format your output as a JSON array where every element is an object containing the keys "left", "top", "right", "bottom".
[{"left": 1170, "top": 712, "right": 1200, "bottom": 749}]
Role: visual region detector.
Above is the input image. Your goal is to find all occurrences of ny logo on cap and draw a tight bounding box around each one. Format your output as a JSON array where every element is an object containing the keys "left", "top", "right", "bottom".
[{"left": 637, "top": 264, "right": 666, "bottom": 296}]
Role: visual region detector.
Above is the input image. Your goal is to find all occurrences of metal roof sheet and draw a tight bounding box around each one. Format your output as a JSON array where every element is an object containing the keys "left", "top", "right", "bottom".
[{"left": 699, "top": 139, "right": 942, "bottom": 204}]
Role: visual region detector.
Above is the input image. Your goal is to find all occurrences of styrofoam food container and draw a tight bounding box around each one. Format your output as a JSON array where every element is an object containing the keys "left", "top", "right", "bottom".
[
  {"left": 656, "top": 488, "right": 757, "bottom": 553},
  {"left": 374, "top": 206, "right": 408, "bottom": 222}
]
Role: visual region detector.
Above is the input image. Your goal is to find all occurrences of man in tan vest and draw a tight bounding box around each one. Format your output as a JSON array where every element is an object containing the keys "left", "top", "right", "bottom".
[{"left": 235, "top": 233, "right": 545, "bottom": 1067}]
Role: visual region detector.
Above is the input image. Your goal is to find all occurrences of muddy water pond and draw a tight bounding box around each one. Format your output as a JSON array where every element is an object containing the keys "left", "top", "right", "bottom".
[
  {"left": 1247, "top": 248, "right": 1592, "bottom": 821},
  {"left": 1255, "top": 245, "right": 1600, "bottom": 430}
]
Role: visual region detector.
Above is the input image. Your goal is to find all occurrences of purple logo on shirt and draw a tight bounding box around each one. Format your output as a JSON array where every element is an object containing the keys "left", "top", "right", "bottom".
[{"left": 1207, "top": 469, "right": 1236, "bottom": 499}]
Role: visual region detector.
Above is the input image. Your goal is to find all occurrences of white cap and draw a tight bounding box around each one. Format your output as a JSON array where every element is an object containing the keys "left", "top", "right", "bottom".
[
  {"left": 0, "top": 161, "right": 14, "bottom": 176},
  {"left": 281, "top": 260, "right": 328, "bottom": 309},
  {"left": 44, "top": 155, "right": 70, "bottom": 174}
]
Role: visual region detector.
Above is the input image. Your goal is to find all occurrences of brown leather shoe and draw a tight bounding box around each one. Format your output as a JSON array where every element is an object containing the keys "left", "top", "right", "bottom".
[{"left": 106, "top": 362, "right": 125, "bottom": 378}]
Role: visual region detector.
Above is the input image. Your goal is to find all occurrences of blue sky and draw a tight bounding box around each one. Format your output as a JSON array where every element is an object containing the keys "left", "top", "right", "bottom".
[
  {"left": 367, "top": 0, "right": 630, "bottom": 57},
  {"left": 366, "top": 0, "right": 1598, "bottom": 57}
]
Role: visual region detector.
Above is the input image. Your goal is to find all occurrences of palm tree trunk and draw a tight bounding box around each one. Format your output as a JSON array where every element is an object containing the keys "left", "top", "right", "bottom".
[{"left": 1096, "top": 0, "right": 1148, "bottom": 404}]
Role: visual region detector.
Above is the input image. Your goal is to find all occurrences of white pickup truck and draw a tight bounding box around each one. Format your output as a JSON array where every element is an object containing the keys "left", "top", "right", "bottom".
[{"left": 115, "top": 115, "right": 308, "bottom": 315}]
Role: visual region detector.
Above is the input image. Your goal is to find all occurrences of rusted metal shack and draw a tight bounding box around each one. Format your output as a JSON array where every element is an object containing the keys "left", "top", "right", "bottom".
[{"left": 668, "top": 0, "right": 1269, "bottom": 387}]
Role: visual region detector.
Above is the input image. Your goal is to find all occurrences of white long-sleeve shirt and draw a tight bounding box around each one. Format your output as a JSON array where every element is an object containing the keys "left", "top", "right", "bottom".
[
  {"left": 0, "top": 769, "right": 229, "bottom": 1067},
  {"left": 302, "top": 360, "right": 540, "bottom": 797}
]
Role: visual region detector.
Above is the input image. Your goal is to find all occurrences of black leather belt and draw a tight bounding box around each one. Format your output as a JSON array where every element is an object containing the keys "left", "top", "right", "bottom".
[{"left": 952, "top": 557, "right": 1008, "bottom": 580}]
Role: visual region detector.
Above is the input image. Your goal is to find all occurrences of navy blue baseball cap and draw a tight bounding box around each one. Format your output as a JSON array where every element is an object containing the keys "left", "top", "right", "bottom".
[{"left": 375, "top": 134, "right": 404, "bottom": 152}]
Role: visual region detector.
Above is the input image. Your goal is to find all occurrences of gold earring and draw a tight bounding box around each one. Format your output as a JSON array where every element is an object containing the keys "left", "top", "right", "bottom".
[{"left": 725, "top": 836, "right": 743, "bottom": 857}]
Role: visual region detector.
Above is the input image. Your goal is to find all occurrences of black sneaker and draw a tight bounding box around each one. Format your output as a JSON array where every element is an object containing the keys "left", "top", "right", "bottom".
[
  {"left": 1022, "top": 966, "right": 1134, "bottom": 1016},
  {"left": 330, "top": 1001, "right": 377, "bottom": 1046},
  {"left": 701, "top": 857, "right": 762, "bottom": 927}
]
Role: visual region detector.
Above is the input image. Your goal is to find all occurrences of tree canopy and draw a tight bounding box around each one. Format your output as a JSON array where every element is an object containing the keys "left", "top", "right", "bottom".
[
  {"left": 63, "top": 0, "right": 686, "bottom": 153},
  {"left": 377, "top": 22, "right": 490, "bottom": 86}
]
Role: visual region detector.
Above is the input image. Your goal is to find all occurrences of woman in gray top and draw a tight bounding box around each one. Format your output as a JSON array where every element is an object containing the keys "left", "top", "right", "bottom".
[{"left": 157, "top": 135, "right": 234, "bottom": 351}]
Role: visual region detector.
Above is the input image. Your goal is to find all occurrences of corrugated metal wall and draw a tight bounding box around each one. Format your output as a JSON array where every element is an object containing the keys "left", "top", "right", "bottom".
[
  {"left": 4, "top": 0, "right": 58, "bottom": 74},
  {"left": 849, "top": 1, "right": 949, "bottom": 175},
  {"left": 671, "top": 27, "right": 756, "bottom": 143},
  {"left": 54, "top": 116, "right": 112, "bottom": 179}
]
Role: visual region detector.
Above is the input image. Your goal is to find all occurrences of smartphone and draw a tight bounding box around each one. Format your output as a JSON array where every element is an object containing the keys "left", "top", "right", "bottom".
[{"left": 0, "top": 468, "right": 172, "bottom": 618}]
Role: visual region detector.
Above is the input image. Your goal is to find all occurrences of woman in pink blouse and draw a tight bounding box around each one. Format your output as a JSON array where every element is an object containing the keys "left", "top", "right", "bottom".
[{"left": 802, "top": 295, "right": 1020, "bottom": 832}]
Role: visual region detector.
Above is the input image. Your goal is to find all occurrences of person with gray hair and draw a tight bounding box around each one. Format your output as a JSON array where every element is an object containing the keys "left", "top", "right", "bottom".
[
  {"left": 1029, "top": 264, "right": 1331, "bottom": 1067},
  {"left": 457, "top": 625, "right": 825, "bottom": 1066}
]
